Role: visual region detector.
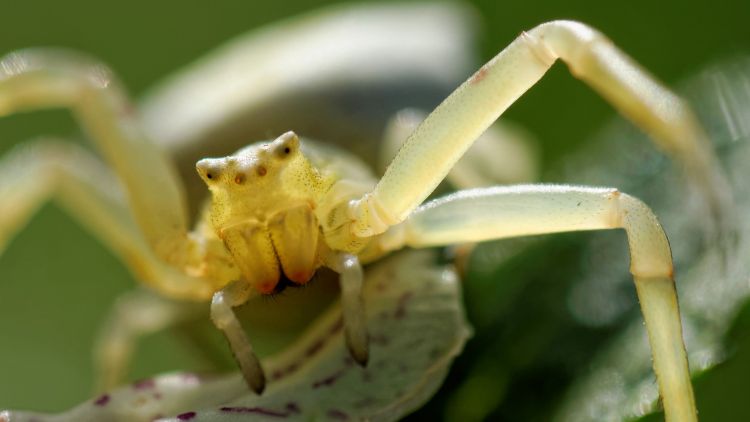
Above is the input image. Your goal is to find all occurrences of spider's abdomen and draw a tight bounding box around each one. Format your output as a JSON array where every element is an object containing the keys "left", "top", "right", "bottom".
[{"left": 220, "top": 205, "right": 322, "bottom": 294}]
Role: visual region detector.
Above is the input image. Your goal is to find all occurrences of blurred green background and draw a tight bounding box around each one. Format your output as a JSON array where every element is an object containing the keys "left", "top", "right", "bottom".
[{"left": 0, "top": 0, "right": 749, "bottom": 420}]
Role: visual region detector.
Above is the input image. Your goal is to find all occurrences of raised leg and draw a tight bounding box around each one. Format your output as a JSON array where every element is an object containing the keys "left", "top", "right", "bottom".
[
  {"left": 0, "top": 50, "right": 190, "bottom": 263},
  {"left": 381, "top": 109, "right": 538, "bottom": 187},
  {"left": 0, "top": 140, "right": 211, "bottom": 300},
  {"left": 210, "top": 280, "right": 265, "bottom": 394},
  {"left": 350, "top": 21, "right": 730, "bottom": 238},
  {"left": 325, "top": 252, "right": 368, "bottom": 366},
  {"left": 94, "top": 289, "right": 203, "bottom": 391},
  {"left": 378, "top": 184, "right": 696, "bottom": 422}
]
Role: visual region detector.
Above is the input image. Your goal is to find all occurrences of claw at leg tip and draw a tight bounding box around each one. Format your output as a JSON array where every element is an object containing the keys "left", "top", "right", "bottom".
[
  {"left": 237, "top": 354, "right": 266, "bottom": 395},
  {"left": 244, "top": 369, "right": 266, "bottom": 395},
  {"left": 346, "top": 336, "right": 369, "bottom": 367},
  {"left": 253, "top": 381, "right": 266, "bottom": 395},
  {"left": 355, "top": 350, "right": 369, "bottom": 367}
]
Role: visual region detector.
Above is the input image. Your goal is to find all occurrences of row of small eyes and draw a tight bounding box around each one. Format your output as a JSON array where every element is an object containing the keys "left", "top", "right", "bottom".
[{"left": 204, "top": 145, "right": 293, "bottom": 184}]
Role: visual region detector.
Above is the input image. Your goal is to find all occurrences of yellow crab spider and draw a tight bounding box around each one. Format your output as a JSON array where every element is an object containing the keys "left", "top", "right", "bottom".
[{"left": 1, "top": 16, "right": 725, "bottom": 421}]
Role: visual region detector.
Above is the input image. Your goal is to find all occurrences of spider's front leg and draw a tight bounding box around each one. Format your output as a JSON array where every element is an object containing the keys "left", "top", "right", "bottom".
[
  {"left": 378, "top": 185, "right": 696, "bottom": 422},
  {"left": 382, "top": 109, "right": 538, "bottom": 187},
  {"left": 350, "top": 20, "right": 730, "bottom": 239},
  {"left": 0, "top": 140, "right": 207, "bottom": 297},
  {"left": 0, "top": 139, "right": 213, "bottom": 390},
  {"left": 0, "top": 49, "right": 191, "bottom": 264},
  {"left": 0, "top": 50, "right": 217, "bottom": 388}
]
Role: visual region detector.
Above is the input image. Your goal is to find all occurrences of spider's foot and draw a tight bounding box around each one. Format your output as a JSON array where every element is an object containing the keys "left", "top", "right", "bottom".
[
  {"left": 236, "top": 349, "right": 266, "bottom": 394},
  {"left": 346, "top": 327, "right": 369, "bottom": 367}
]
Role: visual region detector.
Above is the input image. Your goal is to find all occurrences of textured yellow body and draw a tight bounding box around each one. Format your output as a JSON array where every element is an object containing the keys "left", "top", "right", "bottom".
[{"left": 195, "top": 132, "right": 379, "bottom": 294}]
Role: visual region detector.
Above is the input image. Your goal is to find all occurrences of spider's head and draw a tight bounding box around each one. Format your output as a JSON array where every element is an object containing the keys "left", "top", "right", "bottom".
[
  {"left": 197, "top": 131, "right": 301, "bottom": 186},
  {"left": 196, "top": 131, "right": 324, "bottom": 226},
  {"left": 196, "top": 131, "right": 328, "bottom": 293}
]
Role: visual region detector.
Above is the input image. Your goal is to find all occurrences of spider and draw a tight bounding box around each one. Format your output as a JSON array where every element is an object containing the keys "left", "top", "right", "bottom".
[{"left": 0, "top": 5, "right": 729, "bottom": 421}]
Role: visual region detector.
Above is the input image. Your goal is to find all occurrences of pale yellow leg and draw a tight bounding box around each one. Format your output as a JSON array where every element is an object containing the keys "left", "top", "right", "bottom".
[
  {"left": 210, "top": 280, "right": 265, "bottom": 394},
  {"left": 381, "top": 109, "right": 538, "bottom": 187},
  {"left": 350, "top": 21, "right": 729, "bottom": 239},
  {"left": 0, "top": 50, "right": 189, "bottom": 263},
  {"left": 379, "top": 185, "right": 695, "bottom": 422},
  {"left": 325, "top": 252, "right": 368, "bottom": 366},
  {"left": 0, "top": 140, "right": 211, "bottom": 300},
  {"left": 94, "top": 289, "right": 202, "bottom": 391}
]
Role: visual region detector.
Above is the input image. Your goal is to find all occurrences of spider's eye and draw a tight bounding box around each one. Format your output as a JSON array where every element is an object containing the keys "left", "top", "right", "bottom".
[
  {"left": 234, "top": 173, "right": 245, "bottom": 184},
  {"left": 196, "top": 158, "right": 224, "bottom": 184},
  {"left": 272, "top": 131, "right": 299, "bottom": 159}
]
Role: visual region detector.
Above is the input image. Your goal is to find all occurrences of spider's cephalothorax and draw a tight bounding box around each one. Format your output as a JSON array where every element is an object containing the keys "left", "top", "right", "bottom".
[{"left": 196, "top": 132, "right": 334, "bottom": 294}]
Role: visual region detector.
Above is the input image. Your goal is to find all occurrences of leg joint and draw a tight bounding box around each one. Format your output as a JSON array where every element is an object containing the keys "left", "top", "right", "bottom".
[{"left": 616, "top": 193, "right": 674, "bottom": 278}]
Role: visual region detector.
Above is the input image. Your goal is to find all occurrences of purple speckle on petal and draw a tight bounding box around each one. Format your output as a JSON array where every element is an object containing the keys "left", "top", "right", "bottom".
[
  {"left": 328, "top": 317, "right": 344, "bottom": 335},
  {"left": 312, "top": 369, "right": 346, "bottom": 389},
  {"left": 220, "top": 407, "right": 289, "bottom": 418},
  {"left": 271, "top": 361, "right": 302, "bottom": 381},
  {"left": 177, "top": 411, "right": 197, "bottom": 420},
  {"left": 285, "top": 402, "right": 301, "bottom": 414},
  {"left": 94, "top": 394, "right": 110, "bottom": 406},
  {"left": 133, "top": 378, "right": 155, "bottom": 390},
  {"left": 304, "top": 339, "right": 325, "bottom": 358}
]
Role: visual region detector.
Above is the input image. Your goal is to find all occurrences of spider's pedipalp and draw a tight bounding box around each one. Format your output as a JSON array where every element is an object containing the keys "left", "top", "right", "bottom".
[
  {"left": 211, "top": 281, "right": 266, "bottom": 394},
  {"left": 326, "top": 252, "right": 368, "bottom": 367}
]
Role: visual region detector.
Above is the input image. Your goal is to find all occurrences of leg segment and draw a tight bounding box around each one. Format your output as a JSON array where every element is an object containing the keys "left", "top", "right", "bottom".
[
  {"left": 211, "top": 280, "right": 265, "bottom": 394},
  {"left": 382, "top": 109, "right": 538, "bottom": 187},
  {"left": 379, "top": 185, "right": 695, "bottom": 422},
  {"left": 350, "top": 21, "right": 729, "bottom": 237},
  {"left": 325, "top": 252, "right": 369, "bottom": 366},
  {"left": 0, "top": 140, "right": 211, "bottom": 299},
  {"left": 94, "top": 289, "right": 202, "bottom": 391},
  {"left": 0, "top": 50, "right": 189, "bottom": 263}
]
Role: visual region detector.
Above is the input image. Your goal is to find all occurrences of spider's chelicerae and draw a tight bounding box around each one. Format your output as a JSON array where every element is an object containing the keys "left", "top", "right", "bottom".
[{"left": 0, "top": 6, "right": 730, "bottom": 422}]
